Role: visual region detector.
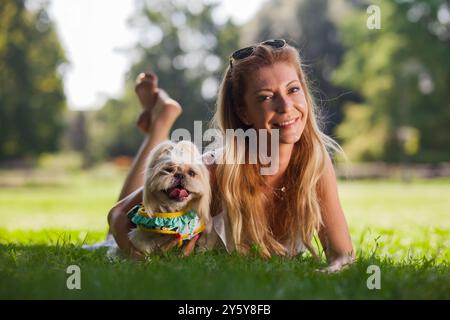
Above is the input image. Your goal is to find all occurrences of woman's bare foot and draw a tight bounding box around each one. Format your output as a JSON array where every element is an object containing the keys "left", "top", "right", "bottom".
[
  {"left": 135, "top": 72, "right": 158, "bottom": 133},
  {"left": 134, "top": 71, "right": 182, "bottom": 133},
  {"left": 135, "top": 72, "right": 158, "bottom": 110},
  {"left": 152, "top": 89, "right": 182, "bottom": 127}
]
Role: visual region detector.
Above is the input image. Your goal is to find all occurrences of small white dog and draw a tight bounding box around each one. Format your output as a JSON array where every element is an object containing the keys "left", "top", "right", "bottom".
[{"left": 126, "top": 140, "right": 213, "bottom": 255}]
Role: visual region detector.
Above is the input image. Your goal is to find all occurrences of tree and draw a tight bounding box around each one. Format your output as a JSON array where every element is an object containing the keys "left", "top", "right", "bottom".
[
  {"left": 88, "top": 0, "right": 240, "bottom": 159},
  {"left": 0, "top": 0, "right": 66, "bottom": 160},
  {"left": 128, "top": 0, "right": 240, "bottom": 132},
  {"left": 333, "top": 0, "right": 450, "bottom": 162}
]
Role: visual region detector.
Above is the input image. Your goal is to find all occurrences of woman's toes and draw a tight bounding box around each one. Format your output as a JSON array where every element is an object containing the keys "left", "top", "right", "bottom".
[
  {"left": 135, "top": 72, "right": 159, "bottom": 110},
  {"left": 147, "top": 72, "right": 158, "bottom": 88}
]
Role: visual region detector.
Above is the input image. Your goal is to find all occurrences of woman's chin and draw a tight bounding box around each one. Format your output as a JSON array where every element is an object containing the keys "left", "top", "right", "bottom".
[
  {"left": 272, "top": 120, "right": 305, "bottom": 144},
  {"left": 279, "top": 128, "right": 304, "bottom": 145},
  {"left": 279, "top": 134, "right": 302, "bottom": 145}
]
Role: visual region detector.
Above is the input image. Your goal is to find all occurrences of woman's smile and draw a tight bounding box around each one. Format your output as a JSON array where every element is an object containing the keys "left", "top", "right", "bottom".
[{"left": 272, "top": 116, "right": 300, "bottom": 129}]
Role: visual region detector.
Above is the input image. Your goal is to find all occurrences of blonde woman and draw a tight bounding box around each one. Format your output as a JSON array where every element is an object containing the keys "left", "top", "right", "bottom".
[{"left": 107, "top": 39, "right": 354, "bottom": 272}]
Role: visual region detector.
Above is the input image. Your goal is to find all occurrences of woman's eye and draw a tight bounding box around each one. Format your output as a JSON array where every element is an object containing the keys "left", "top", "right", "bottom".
[
  {"left": 188, "top": 170, "right": 197, "bottom": 177},
  {"left": 289, "top": 87, "right": 300, "bottom": 94},
  {"left": 259, "top": 95, "right": 272, "bottom": 102}
]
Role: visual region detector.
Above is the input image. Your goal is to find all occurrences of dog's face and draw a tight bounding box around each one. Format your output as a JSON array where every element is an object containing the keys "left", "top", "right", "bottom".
[{"left": 142, "top": 141, "right": 211, "bottom": 230}]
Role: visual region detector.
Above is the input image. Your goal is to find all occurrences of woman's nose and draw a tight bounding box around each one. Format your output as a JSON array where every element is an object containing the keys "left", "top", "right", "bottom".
[{"left": 275, "top": 94, "right": 293, "bottom": 113}]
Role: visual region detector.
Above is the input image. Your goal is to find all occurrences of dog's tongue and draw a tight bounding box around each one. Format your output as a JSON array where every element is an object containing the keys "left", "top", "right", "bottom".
[{"left": 168, "top": 187, "right": 189, "bottom": 199}]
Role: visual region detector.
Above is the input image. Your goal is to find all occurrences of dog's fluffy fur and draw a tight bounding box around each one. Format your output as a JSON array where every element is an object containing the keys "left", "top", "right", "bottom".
[{"left": 128, "top": 140, "right": 213, "bottom": 254}]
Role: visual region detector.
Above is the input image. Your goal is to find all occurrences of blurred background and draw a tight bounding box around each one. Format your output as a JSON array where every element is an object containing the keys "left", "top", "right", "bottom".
[
  {"left": 1, "top": 0, "right": 450, "bottom": 173},
  {"left": 0, "top": 0, "right": 449, "bottom": 248}
]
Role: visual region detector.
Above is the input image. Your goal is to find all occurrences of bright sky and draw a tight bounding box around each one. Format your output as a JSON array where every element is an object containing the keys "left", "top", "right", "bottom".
[{"left": 48, "top": 0, "right": 267, "bottom": 110}]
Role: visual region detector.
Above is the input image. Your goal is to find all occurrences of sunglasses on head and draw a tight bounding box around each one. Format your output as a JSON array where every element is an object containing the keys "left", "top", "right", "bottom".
[{"left": 229, "top": 39, "right": 287, "bottom": 68}]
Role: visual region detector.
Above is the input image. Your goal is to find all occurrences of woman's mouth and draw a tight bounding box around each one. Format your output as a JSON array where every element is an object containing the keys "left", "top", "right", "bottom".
[{"left": 272, "top": 117, "right": 299, "bottom": 129}]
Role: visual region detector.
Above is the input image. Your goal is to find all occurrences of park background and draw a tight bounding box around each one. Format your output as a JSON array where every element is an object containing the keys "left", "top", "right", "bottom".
[{"left": 0, "top": 0, "right": 449, "bottom": 299}]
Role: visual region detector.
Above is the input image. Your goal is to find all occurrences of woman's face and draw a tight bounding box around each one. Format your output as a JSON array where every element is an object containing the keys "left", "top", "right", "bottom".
[{"left": 242, "top": 62, "right": 308, "bottom": 145}]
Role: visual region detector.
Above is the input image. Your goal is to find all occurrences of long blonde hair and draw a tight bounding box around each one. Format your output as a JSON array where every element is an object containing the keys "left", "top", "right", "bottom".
[{"left": 211, "top": 42, "right": 340, "bottom": 258}]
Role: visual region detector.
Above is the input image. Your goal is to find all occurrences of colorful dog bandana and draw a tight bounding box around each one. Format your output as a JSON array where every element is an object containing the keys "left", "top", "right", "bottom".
[{"left": 127, "top": 204, "right": 204, "bottom": 247}]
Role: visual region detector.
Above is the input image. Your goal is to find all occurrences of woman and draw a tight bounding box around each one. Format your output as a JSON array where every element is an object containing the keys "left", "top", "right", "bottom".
[{"left": 107, "top": 39, "right": 354, "bottom": 272}]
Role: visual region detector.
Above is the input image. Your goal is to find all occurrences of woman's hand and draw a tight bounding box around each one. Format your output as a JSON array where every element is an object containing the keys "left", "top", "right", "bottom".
[
  {"left": 318, "top": 254, "right": 355, "bottom": 273},
  {"left": 108, "top": 188, "right": 145, "bottom": 260},
  {"left": 317, "top": 154, "right": 355, "bottom": 273},
  {"left": 159, "top": 235, "right": 199, "bottom": 257}
]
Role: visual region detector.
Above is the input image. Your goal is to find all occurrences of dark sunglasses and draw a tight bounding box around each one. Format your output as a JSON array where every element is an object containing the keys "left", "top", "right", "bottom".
[{"left": 229, "top": 39, "right": 287, "bottom": 68}]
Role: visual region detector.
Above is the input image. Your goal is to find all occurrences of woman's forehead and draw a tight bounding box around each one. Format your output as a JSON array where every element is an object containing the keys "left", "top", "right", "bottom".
[{"left": 246, "top": 62, "right": 299, "bottom": 90}]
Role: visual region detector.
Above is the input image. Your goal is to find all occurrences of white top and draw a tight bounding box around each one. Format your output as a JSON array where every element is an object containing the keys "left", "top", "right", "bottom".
[
  {"left": 212, "top": 210, "right": 235, "bottom": 253},
  {"left": 202, "top": 149, "right": 306, "bottom": 255},
  {"left": 212, "top": 210, "right": 306, "bottom": 255}
]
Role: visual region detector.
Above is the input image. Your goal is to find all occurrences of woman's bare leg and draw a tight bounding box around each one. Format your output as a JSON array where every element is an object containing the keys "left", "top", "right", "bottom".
[
  {"left": 116, "top": 118, "right": 178, "bottom": 200},
  {"left": 117, "top": 72, "right": 182, "bottom": 201},
  {"left": 103, "top": 72, "right": 181, "bottom": 238},
  {"left": 82, "top": 73, "right": 181, "bottom": 249}
]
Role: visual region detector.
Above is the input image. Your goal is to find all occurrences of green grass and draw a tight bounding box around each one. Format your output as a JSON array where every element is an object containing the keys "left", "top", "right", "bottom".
[{"left": 0, "top": 166, "right": 449, "bottom": 299}]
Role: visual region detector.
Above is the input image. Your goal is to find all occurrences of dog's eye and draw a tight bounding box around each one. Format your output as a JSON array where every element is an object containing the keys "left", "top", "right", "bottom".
[
  {"left": 163, "top": 167, "right": 174, "bottom": 173},
  {"left": 188, "top": 170, "right": 196, "bottom": 177}
]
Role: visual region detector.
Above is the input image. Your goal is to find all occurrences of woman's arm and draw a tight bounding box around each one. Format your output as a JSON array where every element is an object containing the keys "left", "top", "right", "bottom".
[
  {"left": 108, "top": 187, "right": 144, "bottom": 259},
  {"left": 317, "top": 154, "right": 354, "bottom": 272}
]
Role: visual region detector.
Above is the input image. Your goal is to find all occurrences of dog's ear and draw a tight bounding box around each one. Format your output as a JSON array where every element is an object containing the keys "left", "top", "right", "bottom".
[
  {"left": 144, "top": 140, "right": 175, "bottom": 183},
  {"left": 199, "top": 199, "right": 212, "bottom": 233},
  {"left": 142, "top": 189, "right": 158, "bottom": 217},
  {"left": 191, "top": 196, "right": 212, "bottom": 232},
  {"left": 142, "top": 141, "right": 175, "bottom": 216},
  {"left": 196, "top": 164, "right": 212, "bottom": 233},
  {"left": 171, "top": 140, "right": 203, "bottom": 165},
  {"left": 147, "top": 140, "right": 175, "bottom": 167}
]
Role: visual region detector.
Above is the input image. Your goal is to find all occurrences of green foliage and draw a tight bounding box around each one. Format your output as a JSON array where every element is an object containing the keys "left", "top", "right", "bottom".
[
  {"left": 87, "top": 0, "right": 240, "bottom": 159},
  {"left": 86, "top": 94, "right": 144, "bottom": 161},
  {"left": 333, "top": 0, "right": 450, "bottom": 162},
  {"left": 0, "top": 0, "right": 66, "bottom": 159}
]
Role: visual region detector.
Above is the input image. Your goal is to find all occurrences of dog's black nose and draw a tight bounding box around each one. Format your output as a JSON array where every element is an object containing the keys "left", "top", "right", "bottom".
[{"left": 174, "top": 173, "right": 184, "bottom": 180}]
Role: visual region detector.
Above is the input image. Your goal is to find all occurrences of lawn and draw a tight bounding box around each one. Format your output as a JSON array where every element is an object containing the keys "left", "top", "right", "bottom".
[{"left": 0, "top": 165, "right": 449, "bottom": 299}]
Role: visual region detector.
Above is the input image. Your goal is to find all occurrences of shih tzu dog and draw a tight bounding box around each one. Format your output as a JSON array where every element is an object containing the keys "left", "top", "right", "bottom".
[{"left": 126, "top": 140, "right": 213, "bottom": 255}]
